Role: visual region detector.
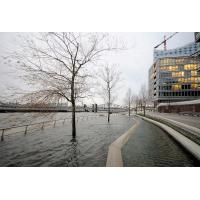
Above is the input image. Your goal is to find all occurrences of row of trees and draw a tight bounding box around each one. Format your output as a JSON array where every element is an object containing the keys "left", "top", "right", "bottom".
[
  {"left": 124, "top": 84, "right": 149, "bottom": 117},
  {"left": 3, "top": 32, "right": 123, "bottom": 139},
  {"left": 2, "top": 32, "right": 149, "bottom": 139}
]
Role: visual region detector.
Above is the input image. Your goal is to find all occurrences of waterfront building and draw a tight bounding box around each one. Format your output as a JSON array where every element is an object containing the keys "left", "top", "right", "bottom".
[{"left": 149, "top": 56, "right": 200, "bottom": 106}]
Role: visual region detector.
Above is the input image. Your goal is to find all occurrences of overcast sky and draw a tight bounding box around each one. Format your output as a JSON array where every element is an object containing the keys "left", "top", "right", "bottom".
[{"left": 0, "top": 32, "right": 195, "bottom": 105}]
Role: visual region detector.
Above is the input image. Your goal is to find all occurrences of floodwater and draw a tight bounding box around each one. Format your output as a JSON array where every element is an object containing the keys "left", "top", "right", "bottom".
[
  {"left": 0, "top": 112, "right": 135, "bottom": 166},
  {"left": 122, "top": 118, "right": 200, "bottom": 167},
  {"left": 1, "top": 113, "right": 199, "bottom": 167}
]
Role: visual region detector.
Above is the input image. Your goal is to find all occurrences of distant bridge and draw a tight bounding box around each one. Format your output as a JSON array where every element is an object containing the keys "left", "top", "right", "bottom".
[{"left": 0, "top": 105, "right": 127, "bottom": 113}]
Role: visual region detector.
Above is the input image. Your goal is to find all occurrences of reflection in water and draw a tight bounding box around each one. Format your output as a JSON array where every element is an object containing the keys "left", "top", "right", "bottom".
[{"left": 65, "top": 139, "right": 80, "bottom": 167}]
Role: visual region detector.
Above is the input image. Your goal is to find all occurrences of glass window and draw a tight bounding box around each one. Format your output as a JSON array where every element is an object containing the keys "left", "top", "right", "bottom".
[
  {"left": 172, "top": 84, "right": 181, "bottom": 91},
  {"left": 191, "top": 84, "right": 200, "bottom": 89},
  {"left": 172, "top": 71, "right": 184, "bottom": 77},
  {"left": 160, "top": 66, "right": 179, "bottom": 71},
  {"left": 184, "top": 64, "right": 198, "bottom": 70}
]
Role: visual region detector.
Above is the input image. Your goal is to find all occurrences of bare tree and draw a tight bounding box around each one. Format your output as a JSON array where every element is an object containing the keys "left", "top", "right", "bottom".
[
  {"left": 131, "top": 94, "right": 138, "bottom": 114},
  {"left": 139, "top": 84, "right": 148, "bottom": 116},
  {"left": 124, "top": 88, "right": 134, "bottom": 116},
  {"left": 6, "top": 32, "right": 120, "bottom": 139},
  {"left": 97, "top": 64, "right": 121, "bottom": 122}
]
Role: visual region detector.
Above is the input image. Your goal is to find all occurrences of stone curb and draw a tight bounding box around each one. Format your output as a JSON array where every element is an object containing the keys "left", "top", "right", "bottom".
[{"left": 106, "top": 119, "right": 140, "bottom": 167}]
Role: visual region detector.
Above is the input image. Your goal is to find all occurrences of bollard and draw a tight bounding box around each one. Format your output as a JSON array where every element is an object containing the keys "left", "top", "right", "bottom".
[
  {"left": 63, "top": 119, "right": 65, "bottom": 125},
  {"left": 41, "top": 122, "right": 45, "bottom": 130},
  {"left": 24, "top": 125, "right": 28, "bottom": 135},
  {"left": 54, "top": 121, "right": 56, "bottom": 128},
  {"left": 1, "top": 129, "right": 4, "bottom": 142}
]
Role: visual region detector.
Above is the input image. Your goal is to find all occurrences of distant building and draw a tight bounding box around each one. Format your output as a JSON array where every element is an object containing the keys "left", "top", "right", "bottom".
[{"left": 149, "top": 56, "right": 200, "bottom": 106}]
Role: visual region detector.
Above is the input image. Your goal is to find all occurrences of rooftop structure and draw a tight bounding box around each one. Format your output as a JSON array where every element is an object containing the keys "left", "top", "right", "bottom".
[
  {"left": 191, "top": 32, "right": 200, "bottom": 57},
  {"left": 154, "top": 42, "right": 200, "bottom": 61},
  {"left": 195, "top": 32, "right": 200, "bottom": 43}
]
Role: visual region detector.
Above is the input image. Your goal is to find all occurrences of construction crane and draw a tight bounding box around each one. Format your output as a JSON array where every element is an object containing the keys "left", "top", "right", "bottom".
[{"left": 154, "top": 32, "right": 178, "bottom": 50}]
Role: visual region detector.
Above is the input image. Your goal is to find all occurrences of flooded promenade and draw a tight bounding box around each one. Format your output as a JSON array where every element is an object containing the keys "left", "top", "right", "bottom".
[{"left": 0, "top": 112, "right": 135, "bottom": 166}]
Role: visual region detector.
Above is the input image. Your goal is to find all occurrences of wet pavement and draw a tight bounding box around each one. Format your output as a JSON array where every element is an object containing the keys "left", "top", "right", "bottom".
[
  {"left": 122, "top": 118, "right": 200, "bottom": 167},
  {"left": 0, "top": 113, "right": 135, "bottom": 167}
]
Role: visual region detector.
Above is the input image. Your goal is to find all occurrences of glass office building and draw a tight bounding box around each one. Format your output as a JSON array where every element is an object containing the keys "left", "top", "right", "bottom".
[{"left": 149, "top": 56, "right": 200, "bottom": 106}]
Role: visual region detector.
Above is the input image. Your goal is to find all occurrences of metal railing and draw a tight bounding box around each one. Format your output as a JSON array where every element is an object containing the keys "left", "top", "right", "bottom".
[{"left": 0, "top": 113, "right": 121, "bottom": 142}]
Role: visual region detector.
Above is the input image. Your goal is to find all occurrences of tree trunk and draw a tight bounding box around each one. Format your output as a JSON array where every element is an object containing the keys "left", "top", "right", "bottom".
[
  {"left": 71, "top": 75, "right": 76, "bottom": 139},
  {"left": 71, "top": 100, "right": 76, "bottom": 139},
  {"left": 108, "top": 103, "right": 110, "bottom": 122},
  {"left": 108, "top": 89, "right": 110, "bottom": 123},
  {"left": 128, "top": 103, "right": 130, "bottom": 116},
  {"left": 143, "top": 106, "right": 145, "bottom": 116}
]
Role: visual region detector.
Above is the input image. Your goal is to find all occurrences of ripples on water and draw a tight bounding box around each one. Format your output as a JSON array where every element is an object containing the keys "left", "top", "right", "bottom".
[
  {"left": 1, "top": 113, "right": 199, "bottom": 167},
  {"left": 122, "top": 119, "right": 200, "bottom": 167},
  {"left": 0, "top": 113, "right": 135, "bottom": 167}
]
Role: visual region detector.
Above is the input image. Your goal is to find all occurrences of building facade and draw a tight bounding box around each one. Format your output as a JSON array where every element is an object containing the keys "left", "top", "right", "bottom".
[
  {"left": 149, "top": 56, "right": 200, "bottom": 106},
  {"left": 192, "top": 33, "right": 200, "bottom": 57},
  {"left": 154, "top": 42, "right": 200, "bottom": 61},
  {"left": 195, "top": 32, "right": 200, "bottom": 43}
]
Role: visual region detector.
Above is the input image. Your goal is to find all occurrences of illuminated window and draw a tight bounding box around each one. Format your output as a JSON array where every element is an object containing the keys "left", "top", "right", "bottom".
[
  {"left": 191, "top": 71, "right": 197, "bottom": 76},
  {"left": 172, "top": 84, "right": 181, "bottom": 91},
  {"left": 160, "top": 66, "right": 165, "bottom": 70},
  {"left": 184, "top": 64, "right": 198, "bottom": 70},
  {"left": 160, "top": 66, "right": 179, "bottom": 71},
  {"left": 172, "top": 71, "right": 184, "bottom": 77},
  {"left": 191, "top": 84, "right": 199, "bottom": 89},
  {"left": 179, "top": 76, "right": 200, "bottom": 83},
  {"left": 169, "top": 66, "right": 179, "bottom": 71},
  {"left": 178, "top": 78, "right": 184, "bottom": 83},
  {"left": 176, "top": 59, "right": 184, "bottom": 64}
]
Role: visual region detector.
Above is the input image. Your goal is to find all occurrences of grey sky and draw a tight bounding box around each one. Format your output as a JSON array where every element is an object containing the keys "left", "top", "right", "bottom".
[{"left": 0, "top": 32, "right": 195, "bottom": 104}]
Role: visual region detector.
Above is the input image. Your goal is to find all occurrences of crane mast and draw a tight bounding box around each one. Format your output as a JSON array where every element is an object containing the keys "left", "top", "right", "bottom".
[{"left": 154, "top": 32, "right": 178, "bottom": 50}]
